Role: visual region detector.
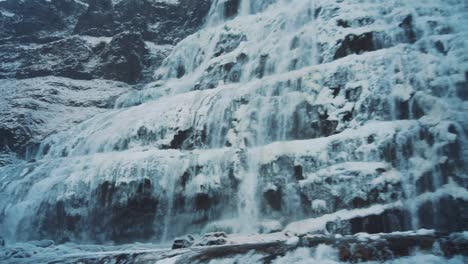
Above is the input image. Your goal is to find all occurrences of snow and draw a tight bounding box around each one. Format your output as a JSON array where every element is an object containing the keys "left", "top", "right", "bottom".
[
  {"left": 285, "top": 236, "right": 300, "bottom": 246},
  {"left": 0, "top": 9, "right": 15, "bottom": 17},
  {"left": 370, "top": 170, "right": 401, "bottom": 186},
  {"left": 311, "top": 199, "right": 327, "bottom": 212},
  {"left": 272, "top": 245, "right": 340, "bottom": 264},
  {"left": 285, "top": 202, "right": 403, "bottom": 235},
  {"left": 73, "top": 0, "right": 88, "bottom": 7},
  {"left": 79, "top": 36, "right": 112, "bottom": 46}
]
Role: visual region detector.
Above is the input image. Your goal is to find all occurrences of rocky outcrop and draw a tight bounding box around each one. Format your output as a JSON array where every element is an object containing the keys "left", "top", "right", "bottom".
[{"left": 92, "top": 32, "right": 148, "bottom": 83}]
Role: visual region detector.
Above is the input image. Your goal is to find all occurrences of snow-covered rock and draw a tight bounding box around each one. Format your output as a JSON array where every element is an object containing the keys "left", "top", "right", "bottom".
[{"left": 0, "top": 77, "right": 132, "bottom": 158}]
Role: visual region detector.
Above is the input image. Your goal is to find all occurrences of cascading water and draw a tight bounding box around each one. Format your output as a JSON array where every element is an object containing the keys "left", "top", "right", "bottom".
[{"left": 0, "top": 0, "right": 467, "bottom": 247}]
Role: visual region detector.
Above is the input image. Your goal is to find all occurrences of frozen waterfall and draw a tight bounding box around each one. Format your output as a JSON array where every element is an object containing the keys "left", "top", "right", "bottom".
[{"left": 0, "top": 0, "right": 467, "bottom": 246}]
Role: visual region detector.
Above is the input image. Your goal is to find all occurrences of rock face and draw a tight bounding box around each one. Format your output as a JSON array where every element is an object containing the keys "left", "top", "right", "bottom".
[
  {"left": 0, "top": 77, "right": 132, "bottom": 159},
  {"left": 74, "top": 0, "right": 212, "bottom": 44},
  {"left": 0, "top": 0, "right": 208, "bottom": 82},
  {"left": 0, "top": 0, "right": 85, "bottom": 42},
  {"left": 0, "top": 0, "right": 467, "bottom": 253}
]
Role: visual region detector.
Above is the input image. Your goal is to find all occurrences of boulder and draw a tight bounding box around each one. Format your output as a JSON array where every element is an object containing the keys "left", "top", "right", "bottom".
[
  {"left": 172, "top": 235, "right": 195, "bottom": 249},
  {"left": 30, "top": 239, "right": 55, "bottom": 248}
]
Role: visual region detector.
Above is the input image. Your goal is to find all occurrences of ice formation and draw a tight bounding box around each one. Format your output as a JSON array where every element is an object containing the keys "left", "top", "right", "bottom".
[{"left": 0, "top": 1, "right": 467, "bottom": 259}]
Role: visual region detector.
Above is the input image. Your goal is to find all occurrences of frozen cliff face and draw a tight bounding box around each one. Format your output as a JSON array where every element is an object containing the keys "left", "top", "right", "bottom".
[
  {"left": 0, "top": 0, "right": 467, "bottom": 245},
  {"left": 0, "top": 77, "right": 132, "bottom": 160}
]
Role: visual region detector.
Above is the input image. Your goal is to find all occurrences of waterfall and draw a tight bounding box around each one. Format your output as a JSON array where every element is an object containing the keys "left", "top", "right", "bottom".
[{"left": 0, "top": 0, "right": 467, "bottom": 244}]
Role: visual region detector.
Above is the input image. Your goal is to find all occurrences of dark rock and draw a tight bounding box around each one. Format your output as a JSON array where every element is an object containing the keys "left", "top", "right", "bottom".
[
  {"left": 399, "top": 15, "right": 417, "bottom": 43},
  {"left": 349, "top": 209, "right": 408, "bottom": 234},
  {"left": 264, "top": 187, "right": 282, "bottom": 211},
  {"left": 223, "top": 0, "right": 241, "bottom": 19},
  {"left": 0, "top": 236, "right": 4, "bottom": 246},
  {"left": 334, "top": 32, "right": 384, "bottom": 60},
  {"left": 168, "top": 128, "right": 194, "bottom": 149},
  {"left": 418, "top": 197, "right": 468, "bottom": 232},
  {"left": 94, "top": 32, "right": 148, "bottom": 83},
  {"left": 294, "top": 165, "right": 304, "bottom": 181},
  {"left": 172, "top": 234, "right": 195, "bottom": 249},
  {"left": 74, "top": 0, "right": 115, "bottom": 37},
  {"left": 194, "top": 193, "right": 214, "bottom": 211},
  {"left": 255, "top": 54, "right": 269, "bottom": 78}
]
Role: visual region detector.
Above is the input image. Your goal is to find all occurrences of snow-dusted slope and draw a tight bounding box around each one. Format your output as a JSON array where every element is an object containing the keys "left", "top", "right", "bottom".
[{"left": 0, "top": 0, "right": 467, "bottom": 248}]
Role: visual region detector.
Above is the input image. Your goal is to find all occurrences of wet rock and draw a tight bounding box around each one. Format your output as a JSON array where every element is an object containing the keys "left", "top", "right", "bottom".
[
  {"left": 30, "top": 239, "right": 55, "bottom": 248},
  {"left": 172, "top": 234, "right": 195, "bottom": 249},
  {"left": 0, "top": 236, "right": 4, "bottom": 246}
]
